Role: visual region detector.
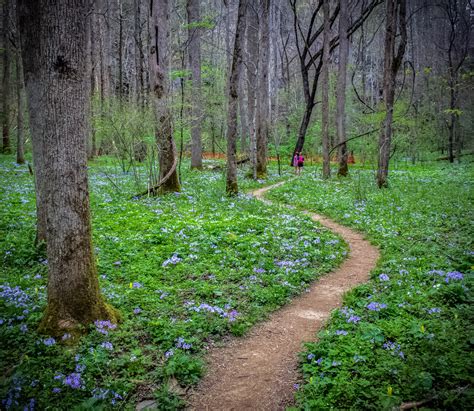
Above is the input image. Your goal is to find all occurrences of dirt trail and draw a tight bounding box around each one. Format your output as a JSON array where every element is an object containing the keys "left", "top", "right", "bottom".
[{"left": 187, "top": 182, "right": 380, "bottom": 411}]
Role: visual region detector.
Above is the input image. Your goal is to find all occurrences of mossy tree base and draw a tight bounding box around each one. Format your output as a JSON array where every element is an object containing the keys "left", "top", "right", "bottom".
[{"left": 38, "top": 299, "right": 120, "bottom": 340}]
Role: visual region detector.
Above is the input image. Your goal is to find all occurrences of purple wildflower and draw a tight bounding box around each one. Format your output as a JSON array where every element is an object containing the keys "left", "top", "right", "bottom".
[
  {"left": 379, "top": 274, "right": 390, "bottom": 281},
  {"left": 63, "top": 373, "right": 82, "bottom": 389},
  {"left": 307, "top": 353, "right": 315, "bottom": 360},
  {"left": 133, "top": 307, "right": 142, "bottom": 315},
  {"left": 335, "top": 330, "right": 348, "bottom": 336},
  {"left": 94, "top": 320, "right": 117, "bottom": 335},
  {"left": 347, "top": 315, "right": 361, "bottom": 324},
  {"left": 43, "top": 337, "right": 56, "bottom": 346},
  {"left": 101, "top": 342, "right": 114, "bottom": 350},
  {"left": 52, "top": 388, "right": 61, "bottom": 393},
  {"left": 162, "top": 254, "right": 182, "bottom": 267},
  {"left": 132, "top": 282, "right": 142, "bottom": 288},
  {"left": 175, "top": 337, "right": 192, "bottom": 350},
  {"left": 445, "top": 271, "right": 463, "bottom": 282},
  {"left": 228, "top": 310, "right": 239, "bottom": 322},
  {"left": 367, "top": 302, "right": 387, "bottom": 311}
]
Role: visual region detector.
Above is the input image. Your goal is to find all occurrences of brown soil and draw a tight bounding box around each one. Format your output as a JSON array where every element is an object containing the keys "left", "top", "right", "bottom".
[{"left": 186, "top": 182, "right": 380, "bottom": 411}]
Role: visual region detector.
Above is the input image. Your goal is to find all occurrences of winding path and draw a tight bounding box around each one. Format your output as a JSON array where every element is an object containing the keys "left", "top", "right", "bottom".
[{"left": 187, "top": 182, "right": 380, "bottom": 410}]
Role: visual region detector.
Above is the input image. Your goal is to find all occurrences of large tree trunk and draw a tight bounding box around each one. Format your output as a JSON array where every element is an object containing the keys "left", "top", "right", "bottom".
[
  {"left": 2, "top": 0, "right": 11, "bottom": 154},
  {"left": 88, "top": 7, "right": 99, "bottom": 160},
  {"left": 377, "top": 0, "right": 407, "bottom": 188},
  {"left": 100, "top": 0, "right": 111, "bottom": 103},
  {"left": 321, "top": 0, "right": 331, "bottom": 179},
  {"left": 134, "top": 0, "right": 144, "bottom": 108},
  {"left": 255, "top": 0, "right": 270, "bottom": 178},
  {"left": 16, "top": 42, "right": 25, "bottom": 164},
  {"left": 246, "top": 3, "right": 259, "bottom": 179},
  {"left": 187, "top": 0, "right": 203, "bottom": 169},
  {"left": 18, "top": 0, "right": 117, "bottom": 336},
  {"left": 238, "top": 41, "right": 248, "bottom": 153},
  {"left": 118, "top": 0, "right": 123, "bottom": 101},
  {"left": 336, "top": 0, "right": 349, "bottom": 177},
  {"left": 149, "top": 0, "right": 180, "bottom": 193},
  {"left": 226, "top": 0, "right": 247, "bottom": 195}
]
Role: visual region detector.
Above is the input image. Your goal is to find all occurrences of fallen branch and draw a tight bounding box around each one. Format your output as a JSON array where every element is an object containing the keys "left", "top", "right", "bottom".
[
  {"left": 329, "top": 126, "right": 382, "bottom": 156},
  {"left": 133, "top": 140, "right": 179, "bottom": 198}
]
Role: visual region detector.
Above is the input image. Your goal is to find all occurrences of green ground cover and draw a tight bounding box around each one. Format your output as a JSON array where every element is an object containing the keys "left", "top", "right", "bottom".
[
  {"left": 267, "top": 164, "right": 474, "bottom": 410},
  {"left": 0, "top": 156, "right": 346, "bottom": 410}
]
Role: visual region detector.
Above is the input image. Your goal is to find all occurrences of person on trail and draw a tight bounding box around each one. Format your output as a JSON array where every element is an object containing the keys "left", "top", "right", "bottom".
[{"left": 293, "top": 152, "right": 305, "bottom": 175}]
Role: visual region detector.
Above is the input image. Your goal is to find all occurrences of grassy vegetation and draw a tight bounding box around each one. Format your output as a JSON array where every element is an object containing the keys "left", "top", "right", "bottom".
[
  {"left": 0, "top": 156, "right": 347, "bottom": 410},
  {"left": 266, "top": 164, "right": 474, "bottom": 410}
]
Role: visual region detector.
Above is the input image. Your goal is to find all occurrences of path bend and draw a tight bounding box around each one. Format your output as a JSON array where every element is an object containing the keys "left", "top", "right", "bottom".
[{"left": 187, "top": 182, "right": 380, "bottom": 410}]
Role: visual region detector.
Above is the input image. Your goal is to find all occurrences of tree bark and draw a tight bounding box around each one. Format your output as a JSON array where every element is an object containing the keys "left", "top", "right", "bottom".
[
  {"left": 2, "top": 0, "right": 11, "bottom": 154},
  {"left": 134, "top": 0, "right": 144, "bottom": 108},
  {"left": 321, "top": 0, "right": 331, "bottom": 179},
  {"left": 256, "top": 0, "right": 270, "bottom": 178},
  {"left": 149, "top": 0, "right": 180, "bottom": 193},
  {"left": 246, "top": 3, "right": 258, "bottom": 178},
  {"left": 226, "top": 0, "right": 247, "bottom": 195},
  {"left": 238, "top": 40, "right": 248, "bottom": 153},
  {"left": 16, "top": 42, "right": 25, "bottom": 164},
  {"left": 336, "top": 0, "right": 349, "bottom": 177},
  {"left": 187, "top": 0, "right": 203, "bottom": 169},
  {"left": 377, "top": 0, "right": 407, "bottom": 188},
  {"left": 18, "top": 0, "right": 117, "bottom": 336}
]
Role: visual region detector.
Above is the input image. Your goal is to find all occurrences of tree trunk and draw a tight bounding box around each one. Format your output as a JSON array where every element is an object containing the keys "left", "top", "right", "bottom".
[
  {"left": 336, "top": 0, "right": 349, "bottom": 177},
  {"left": 134, "top": 0, "right": 144, "bottom": 108},
  {"left": 88, "top": 7, "right": 98, "bottom": 160},
  {"left": 2, "top": 0, "right": 11, "bottom": 154},
  {"left": 256, "top": 0, "right": 270, "bottom": 178},
  {"left": 321, "top": 0, "right": 331, "bottom": 179},
  {"left": 226, "top": 0, "right": 247, "bottom": 195},
  {"left": 100, "top": 0, "right": 111, "bottom": 103},
  {"left": 246, "top": 3, "right": 258, "bottom": 179},
  {"left": 187, "top": 0, "right": 203, "bottom": 169},
  {"left": 18, "top": 0, "right": 117, "bottom": 336},
  {"left": 238, "top": 45, "right": 248, "bottom": 153},
  {"left": 447, "top": 75, "right": 456, "bottom": 163},
  {"left": 377, "top": 0, "right": 407, "bottom": 188},
  {"left": 118, "top": 0, "right": 123, "bottom": 101},
  {"left": 149, "top": 0, "right": 180, "bottom": 193},
  {"left": 16, "top": 43, "right": 25, "bottom": 164}
]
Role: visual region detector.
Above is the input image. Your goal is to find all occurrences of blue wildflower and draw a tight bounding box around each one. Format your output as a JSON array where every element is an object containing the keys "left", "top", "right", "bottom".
[
  {"left": 101, "top": 342, "right": 113, "bottom": 350},
  {"left": 43, "top": 337, "right": 56, "bottom": 346},
  {"left": 367, "top": 302, "right": 387, "bottom": 311},
  {"left": 445, "top": 271, "right": 463, "bottom": 282},
  {"left": 63, "top": 373, "right": 82, "bottom": 389}
]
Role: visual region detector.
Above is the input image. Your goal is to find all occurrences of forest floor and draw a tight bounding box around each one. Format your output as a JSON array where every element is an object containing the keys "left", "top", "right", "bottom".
[{"left": 187, "top": 182, "right": 379, "bottom": 410}]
